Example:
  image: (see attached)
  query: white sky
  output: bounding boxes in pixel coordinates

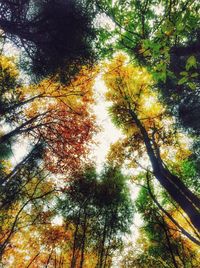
[91,74,123,170]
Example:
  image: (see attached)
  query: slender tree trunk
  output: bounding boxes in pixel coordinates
[26,252,40,268]
[161,218,179,268]
[146,174,200,245]
[46,249,53,267]
[0,94,43,116]
[129,108,200,232]
[0,19,38,43]
[80,211,87,268]
[1,144,38,186]
[54,251,57,268]
[103,239,111,268]
[0,112,45,144]
[71,211,81,268]
[58,254,62,268]
[99,218,107,268]
[175,244,186,268]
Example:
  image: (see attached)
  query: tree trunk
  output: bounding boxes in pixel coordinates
[26,252,40,268]
[80,211,87,268]
[0,113,44,144]
[45,249,53,267]
[103,238,111,268]
[129,108,200,232]
[0,109,53,147]
[71,211,81,268]
[98,218,107,268]
[0,94,43,116]
[161,218,179,268]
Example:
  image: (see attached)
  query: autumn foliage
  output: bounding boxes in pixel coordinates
[0,0,200,267]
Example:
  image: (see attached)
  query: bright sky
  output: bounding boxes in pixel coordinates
[91,74,123,170]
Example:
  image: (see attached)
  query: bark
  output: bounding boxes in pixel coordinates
[1,143,40,185]
[80,211,87,268]
[171,42,200,57]
[146,173,200,246]
[103,238,111,268]
[0,18,39,44]
[71,210,81,268]
[54,252,57,268]
[46,249,53,268]
[0,110,50,144]
[0,187,54,257]
[26,252,40,268]
[98,218,107,268]
[128,108,200,233]
[58,254,63,268]
[0,94,43,116]
[161,219,179,268]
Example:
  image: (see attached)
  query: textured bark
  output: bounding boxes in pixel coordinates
[129,108,200,233]
[80,211,87,268]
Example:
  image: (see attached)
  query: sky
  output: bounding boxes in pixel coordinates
[92,73,123,170]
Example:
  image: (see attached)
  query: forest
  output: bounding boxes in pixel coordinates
[0,0,199,267]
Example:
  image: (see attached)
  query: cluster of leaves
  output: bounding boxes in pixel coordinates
[0,48,101,264]
[57,166,133,268]
[0,167,133,268]
[0,55,98,174]
[0,2,134,265]
[1,0,200,267]
[102,54,200,260]
[95,0,200,264]
[96,0,200,134]
[0,0,99,82]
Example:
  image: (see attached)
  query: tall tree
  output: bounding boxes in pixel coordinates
[103,55,200,239]
[0,169,55,259]
[98,0,200,130]
[0,54,97,175]
[120,184,199,268]
[58,166,133,268]
[0,0,98,81]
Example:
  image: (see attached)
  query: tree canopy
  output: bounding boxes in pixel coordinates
[0,0,200,267]
[0,0,98,81]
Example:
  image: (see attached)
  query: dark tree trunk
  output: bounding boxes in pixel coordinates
[161,218,179,268]
[80,211,87,268]
[98,218,107,268]
[103,238,111,268]
[0,94,43,116]
[71,211,81,268]
[129,108,200,233]
[45,249,53,267]
[0,110,50,145]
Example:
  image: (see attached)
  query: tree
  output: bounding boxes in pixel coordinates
[58,166,133,268]
[0,54,98,175]
[0,143,44,211]
[0,53,98,254]
[95,0,200,138]
[0,169,55,259]
[103,54,200,240]
[0,0,98,81]
[120,184,199,268]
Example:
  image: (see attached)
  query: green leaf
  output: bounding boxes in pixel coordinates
[167,70,176,79]
[186,56,197,70]
[178,77,188,85]
[191,72,199,78]
[176,21,184,31]
[180,71,188,76]
[188,82,196,90]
